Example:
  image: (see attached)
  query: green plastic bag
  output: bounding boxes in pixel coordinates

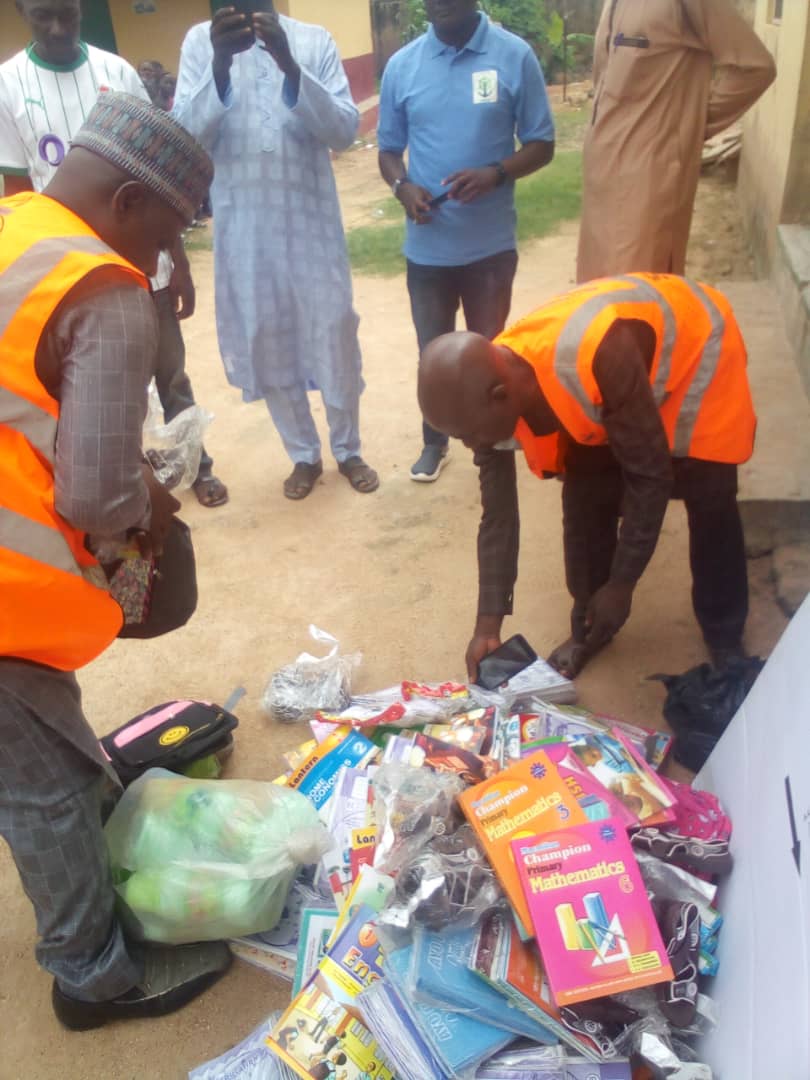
[105,769,329,944]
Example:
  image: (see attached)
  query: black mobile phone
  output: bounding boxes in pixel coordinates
[429,191,450,209]
[227,0,256,40]
[475,634,538,691]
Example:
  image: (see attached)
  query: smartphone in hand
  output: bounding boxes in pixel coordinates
[475,634,538,691]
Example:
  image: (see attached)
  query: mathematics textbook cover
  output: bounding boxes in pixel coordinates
[458,750,588,936]
[512,821,673,1005]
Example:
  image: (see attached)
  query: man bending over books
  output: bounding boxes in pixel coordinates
[417,274,755,680]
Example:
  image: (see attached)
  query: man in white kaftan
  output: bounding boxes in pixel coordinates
[174,3,378,499]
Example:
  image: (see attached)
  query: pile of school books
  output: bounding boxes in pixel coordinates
[193,668,731,1080]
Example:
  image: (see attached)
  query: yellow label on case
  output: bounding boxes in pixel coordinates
[159,724,190,747]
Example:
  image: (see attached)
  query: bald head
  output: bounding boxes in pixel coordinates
[418,331,522,449]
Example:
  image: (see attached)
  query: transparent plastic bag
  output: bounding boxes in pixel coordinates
[143,381,212,491]
[105,769,330,944]
[372,762,466,876]
[189,1012,297,1079]
[262,626,361,724]
[379,823,502,933]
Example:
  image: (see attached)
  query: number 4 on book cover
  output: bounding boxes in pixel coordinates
[512,820,674,1006]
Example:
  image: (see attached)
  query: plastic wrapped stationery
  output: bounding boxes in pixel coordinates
[189,655,736,1080]
[262,626,362,724]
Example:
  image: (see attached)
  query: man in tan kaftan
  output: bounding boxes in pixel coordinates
[577,0,775,283]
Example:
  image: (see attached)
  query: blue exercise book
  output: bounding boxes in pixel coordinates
[359,977,449,1080]
[385,944,514,1076]
[411,923,559,1043]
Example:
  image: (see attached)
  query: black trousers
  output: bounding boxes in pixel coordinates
[152,287,213,477]
[562,448,748,650]
[407,249,518,448]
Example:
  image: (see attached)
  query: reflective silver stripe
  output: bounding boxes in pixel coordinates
[0,505,81,577]
[554,275,678,421]
[0,234,114,342]
[672,280,726,457]
[614,275,678,407]
[0,384,57,464]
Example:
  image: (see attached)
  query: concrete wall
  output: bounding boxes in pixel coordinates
[0,0,375,103]
[289,0,372,61]
[0,4,30,60]
[0,1,373,67]
[289,0,375,101]
[738,1,810,273]
[110,0,209,71]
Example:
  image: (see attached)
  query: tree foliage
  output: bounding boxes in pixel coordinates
[401,1,593,79]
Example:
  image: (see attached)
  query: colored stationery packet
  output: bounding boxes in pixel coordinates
[458,750,589,935]
[288,730,377,813]
[382,731,494,785]
[319,766,375,905]
[512,820,674,1006]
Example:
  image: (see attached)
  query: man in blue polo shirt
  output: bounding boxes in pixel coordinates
[378,0,554,482]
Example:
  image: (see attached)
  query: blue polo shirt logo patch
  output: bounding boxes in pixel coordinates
[473,69,498,104]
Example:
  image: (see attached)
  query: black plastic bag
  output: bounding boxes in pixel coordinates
[649,656,765,771]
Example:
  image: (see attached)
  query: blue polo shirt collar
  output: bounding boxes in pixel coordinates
[426,13,491,58]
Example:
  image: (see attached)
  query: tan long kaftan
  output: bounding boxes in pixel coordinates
[577,0,775,283]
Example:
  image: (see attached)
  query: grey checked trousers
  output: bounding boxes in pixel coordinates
[0,661,141,1001]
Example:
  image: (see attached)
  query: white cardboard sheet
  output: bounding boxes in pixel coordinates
[697,596,810,1078]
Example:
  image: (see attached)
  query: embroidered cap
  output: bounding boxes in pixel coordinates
[71,91,213,225]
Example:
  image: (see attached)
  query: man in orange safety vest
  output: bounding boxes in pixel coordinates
[0,92,230,1029]
[418,273,754,681]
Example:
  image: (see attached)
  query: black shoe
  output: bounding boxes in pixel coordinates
[410,445,450,483]
[52,941,232,1031]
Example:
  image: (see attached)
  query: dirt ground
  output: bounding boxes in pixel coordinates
[0,146,798,1077]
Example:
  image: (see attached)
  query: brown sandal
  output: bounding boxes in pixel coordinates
[283,461,323,500]
[192,474,229,508]
[338,456,379,494]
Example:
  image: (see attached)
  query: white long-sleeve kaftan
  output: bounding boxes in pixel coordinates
[174,17,363,408]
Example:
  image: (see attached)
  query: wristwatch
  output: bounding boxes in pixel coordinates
[488,161,509,187]
[392,177,408,199]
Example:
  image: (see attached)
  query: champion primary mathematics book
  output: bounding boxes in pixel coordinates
[512,820,673,1006]
[458,749,589,936]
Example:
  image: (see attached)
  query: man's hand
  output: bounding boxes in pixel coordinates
[210,6,254,65]
[466,615,504,682]
[253,10,299,82]
[397,182,432,225]
[168,256,195,320]
[137,465,181,558]
[444,166,501,205]
[584,581,634,653]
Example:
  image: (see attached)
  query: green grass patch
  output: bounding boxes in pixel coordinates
[551,105,590,150]
[182,226,213,254]
[515,147,582,245]
[347,146,583,277]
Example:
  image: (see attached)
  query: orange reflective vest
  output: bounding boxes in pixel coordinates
[497,273,757,478]
[0,192,148,670]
